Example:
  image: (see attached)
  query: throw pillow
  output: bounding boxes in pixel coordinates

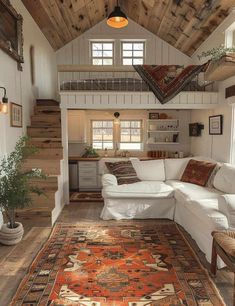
[181,159,217,186]
[105,161,141,185]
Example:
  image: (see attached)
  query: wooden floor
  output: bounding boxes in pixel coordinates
[0,202,233,306]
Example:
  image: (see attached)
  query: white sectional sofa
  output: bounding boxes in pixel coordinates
[101,157,235,265]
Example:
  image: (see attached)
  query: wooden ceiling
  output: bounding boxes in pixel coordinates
[22,0,234,56]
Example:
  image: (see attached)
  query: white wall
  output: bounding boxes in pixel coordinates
[0,1,57,226]
[56,18,192,69]
[0,0,56,158]
[190,10,235,162]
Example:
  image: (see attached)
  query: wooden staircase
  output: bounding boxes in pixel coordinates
[16,99,63,226]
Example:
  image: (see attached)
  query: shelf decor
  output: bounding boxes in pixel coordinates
[209,115,223,135]
[149,112,159,119]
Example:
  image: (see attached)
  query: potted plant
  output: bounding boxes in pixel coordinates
[0,136,45,245]
[198,45,235,62]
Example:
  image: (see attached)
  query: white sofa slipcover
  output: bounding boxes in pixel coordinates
[101,158,235,266]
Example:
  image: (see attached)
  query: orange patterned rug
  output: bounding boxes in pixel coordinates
[10,221,224,306]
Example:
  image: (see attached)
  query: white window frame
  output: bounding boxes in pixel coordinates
[119,120,143,150]
[121,41,145,65]
[90,41,114,66]
[91,120,114,150]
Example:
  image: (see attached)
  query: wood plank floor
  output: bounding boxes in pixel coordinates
[0,202,233,306]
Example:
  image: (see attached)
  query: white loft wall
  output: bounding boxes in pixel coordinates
[0,1,56,226]
[190,10,235,162]
[56,19,192,68]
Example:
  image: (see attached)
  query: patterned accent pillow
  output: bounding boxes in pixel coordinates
[181,159,217,187]
[105,161,141,185]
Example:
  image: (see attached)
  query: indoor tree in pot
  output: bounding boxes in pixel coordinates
[0,136,45,245]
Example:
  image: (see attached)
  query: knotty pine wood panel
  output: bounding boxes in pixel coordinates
[23,0,233,55]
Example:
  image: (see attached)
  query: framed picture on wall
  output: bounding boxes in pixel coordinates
[149,112,159,119]
[209,115,223,135]
[10,102,22,127]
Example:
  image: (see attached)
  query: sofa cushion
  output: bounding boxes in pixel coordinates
[181,159,217,186]
[185,199,228,231]
[166,180,222,202]
[218,194,235,228]
[164,158,190,180]
[213,163,235,194]
[131,159,165,181]
[105,161,140,185]
[102,181,174,199]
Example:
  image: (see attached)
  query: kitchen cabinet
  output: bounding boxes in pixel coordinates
[68,110,86,143]
[78,161,101,191]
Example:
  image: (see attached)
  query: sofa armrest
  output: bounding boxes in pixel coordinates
[102,174,118,187]
[218,194,235,228]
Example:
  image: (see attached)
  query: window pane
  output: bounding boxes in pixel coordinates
[103,50,113,57]
[93,43,102,50]
[121,121,130,128]
[133,50,143,57]
[123,43,133,50]
[93,142,102,149]
[103,58,113,65]
[123,58,133,65]
[103,121,113,128]
[123,50,133,57]
[103,142,113,149]
[131,121,141,128]
[120,143,141,150]
[93,121,102,128]
[133,58,143,65]
[134,43,144,50]
[93,58,102,65]
[103,43,113,50]
[92,50,103,57]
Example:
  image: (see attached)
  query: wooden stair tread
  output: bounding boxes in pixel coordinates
[36,99,59,106]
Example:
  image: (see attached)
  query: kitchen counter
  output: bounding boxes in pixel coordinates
[68,156,172,161]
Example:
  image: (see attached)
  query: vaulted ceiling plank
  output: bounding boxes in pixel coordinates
[22,0,64,49]
[40,0,74,44]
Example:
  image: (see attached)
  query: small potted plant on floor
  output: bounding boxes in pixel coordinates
[0,136,45,245]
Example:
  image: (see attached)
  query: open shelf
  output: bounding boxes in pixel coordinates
[147,130,180,133]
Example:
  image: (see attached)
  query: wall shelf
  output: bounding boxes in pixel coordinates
[147,130,180,133]
[205,54,235,81]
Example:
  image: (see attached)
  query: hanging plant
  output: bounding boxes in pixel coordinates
[198,45,235,62]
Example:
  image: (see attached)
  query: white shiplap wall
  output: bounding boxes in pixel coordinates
[56,19,192,71]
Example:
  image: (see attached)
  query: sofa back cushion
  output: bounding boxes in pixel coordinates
[164,158,190,180]
[181,159,217,186]
[131,159,165,181]
[105,161,140,185]
[213,163,235,193]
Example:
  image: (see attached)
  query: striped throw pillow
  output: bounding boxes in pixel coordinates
[105,161,141,185]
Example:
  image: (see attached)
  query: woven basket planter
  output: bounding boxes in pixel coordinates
[0,222,24,245]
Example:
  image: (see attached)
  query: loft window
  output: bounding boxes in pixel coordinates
[121,41,145,65]
[91,120,114,149]
[120,120,142,150]
[91,41,114,65]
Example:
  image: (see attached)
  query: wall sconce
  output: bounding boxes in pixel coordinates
[114,112,120,125]
[0,87,8,114]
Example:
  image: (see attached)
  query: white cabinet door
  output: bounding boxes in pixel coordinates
[68,110,86,143]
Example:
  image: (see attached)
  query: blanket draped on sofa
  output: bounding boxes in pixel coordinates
[133,63,208,104]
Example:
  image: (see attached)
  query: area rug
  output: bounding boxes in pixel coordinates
[70,192,103,202]
[10,221,225,306]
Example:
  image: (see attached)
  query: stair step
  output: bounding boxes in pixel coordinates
[34,106,61,115]
[29,176,58,191]
[28,147,63,159]
[28,138,62,148]
[31,114,61,127]
[16,208,52,226]
[22,159,61,175]
[30,191,56,210]
[27,126,61,138]
[36,99,59,106]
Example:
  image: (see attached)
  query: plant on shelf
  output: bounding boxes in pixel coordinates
[0,136,45,245]
[81,146,99,158]
[198,45,235,62]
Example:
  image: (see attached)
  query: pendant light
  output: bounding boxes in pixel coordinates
[107,0,128,29]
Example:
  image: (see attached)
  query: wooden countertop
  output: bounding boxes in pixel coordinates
[68,156,173,161]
